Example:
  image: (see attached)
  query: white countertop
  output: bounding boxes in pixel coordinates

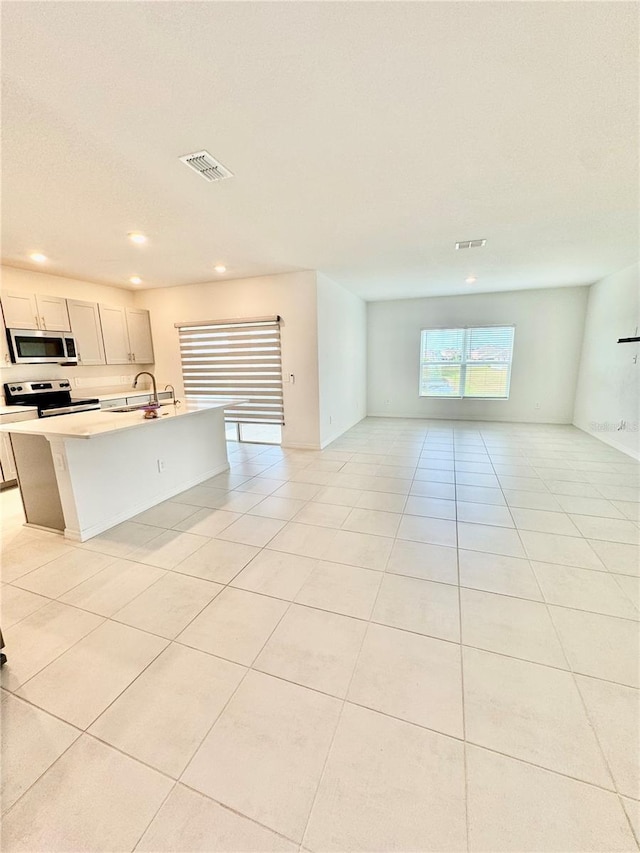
[0,405,38,417]
[0,400,235,439]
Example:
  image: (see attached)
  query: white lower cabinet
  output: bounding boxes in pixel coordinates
[0,409,39,485]
[0,432,17,482]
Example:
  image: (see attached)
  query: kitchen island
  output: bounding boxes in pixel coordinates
[2,401,234,542]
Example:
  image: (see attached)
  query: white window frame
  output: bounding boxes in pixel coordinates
[418,325,515,400]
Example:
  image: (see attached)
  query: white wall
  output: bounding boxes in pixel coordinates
[135,271,322,449]
[316,273,367,447]
[0,266,147,389]
[573,263,640,459]
[367,286,589,423]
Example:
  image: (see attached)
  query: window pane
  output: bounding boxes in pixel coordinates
[419,325,514,399]
[225,423,239,441]
[421,329,465,363]
[420,365,462,397]
[465,326,514,362]
[238,423,282,444]
[464,364,511,398]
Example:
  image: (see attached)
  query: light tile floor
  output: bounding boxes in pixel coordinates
[1,418,639,852]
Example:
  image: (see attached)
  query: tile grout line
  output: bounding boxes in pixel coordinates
[1,427,638,849]
[295,439,416,852]
[453,431,471,853]
[170,554,305,835]
[490,438,639,844]
[544,591,640,846]
[124,445,311,851]
[0,723,86,822]
[2,452,319,843]
[480,429,637,824]
[7,527,638,613]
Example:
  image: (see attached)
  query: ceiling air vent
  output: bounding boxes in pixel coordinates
[455,239,486,250]
[179,150,234,182]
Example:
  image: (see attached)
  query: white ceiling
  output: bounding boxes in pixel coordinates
[2,1,638,301]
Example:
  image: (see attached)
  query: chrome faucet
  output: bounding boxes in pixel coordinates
[164,383,180,407]
[133,371,158,405]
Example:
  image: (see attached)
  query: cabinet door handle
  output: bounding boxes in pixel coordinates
[131,352,135,361]
[35,315,40,328]
[41,317,46,329]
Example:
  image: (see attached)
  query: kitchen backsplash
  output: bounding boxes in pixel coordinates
[0,363,154,400]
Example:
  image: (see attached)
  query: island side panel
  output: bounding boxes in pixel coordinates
[56,407,229,541]
[11,433,65,532]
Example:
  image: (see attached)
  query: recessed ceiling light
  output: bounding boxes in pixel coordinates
[214,265,227,273]
[465,276,477,284]
[128,232,147,244]
[30,252,47,263]
[129,276,142,285]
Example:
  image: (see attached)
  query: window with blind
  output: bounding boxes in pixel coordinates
[176,316,284,424]
[419,326,515,399]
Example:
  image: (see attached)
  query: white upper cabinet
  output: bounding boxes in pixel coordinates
[99,304,131,364]
[2,289,155,368]
[68,299,106,365]
[126,308,154,364]
[1,291,70,331]
[37,294,71,331]
[98,304,154,365]
[0,309,10,366]
[1,291,39,329]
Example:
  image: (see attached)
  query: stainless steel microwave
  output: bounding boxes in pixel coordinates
[7,328,78,365]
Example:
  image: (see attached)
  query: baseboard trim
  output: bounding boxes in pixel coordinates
[65,462,231,542]
[573,423,640,461]
[320,416,366,449]
[281,441,322,451]
[366,412,572,425]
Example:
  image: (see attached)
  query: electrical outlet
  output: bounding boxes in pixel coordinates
[535,402,541,409]
[157,459,166,473]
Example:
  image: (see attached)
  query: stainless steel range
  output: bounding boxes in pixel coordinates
[3,380,100,418]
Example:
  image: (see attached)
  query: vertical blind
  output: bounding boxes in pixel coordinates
[419,325,515,399]
[176,316,284,424]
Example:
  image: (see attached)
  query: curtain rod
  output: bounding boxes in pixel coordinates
[175,315,281,329]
